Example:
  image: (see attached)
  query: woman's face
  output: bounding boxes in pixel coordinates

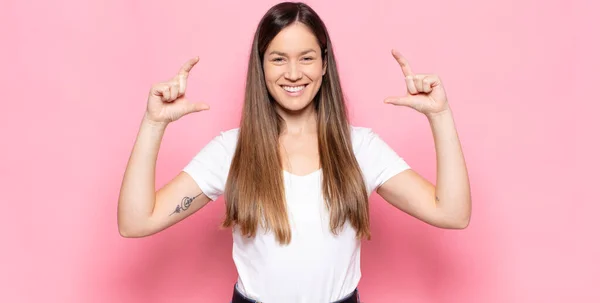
[263,22,326,113]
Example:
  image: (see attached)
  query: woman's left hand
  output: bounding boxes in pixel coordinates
[384,49,450,117]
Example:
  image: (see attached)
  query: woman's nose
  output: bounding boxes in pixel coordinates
[284,63,303,81]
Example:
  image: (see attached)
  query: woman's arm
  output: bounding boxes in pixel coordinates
[379,49,471,229]
[117,115,211,238]
[118,57,212,237]
[377,108,471,229]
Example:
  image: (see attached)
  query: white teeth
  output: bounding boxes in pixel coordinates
[282,85,306,92]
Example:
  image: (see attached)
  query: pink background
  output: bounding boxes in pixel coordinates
[2,0,598,302]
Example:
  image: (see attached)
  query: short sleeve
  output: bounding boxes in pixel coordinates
[182,129,238,201]
[353,127,411,195]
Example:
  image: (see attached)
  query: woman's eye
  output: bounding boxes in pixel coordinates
[272,57,284,62]
[302,57,314,61]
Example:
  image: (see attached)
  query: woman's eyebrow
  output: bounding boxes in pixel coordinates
[268,49,317,56]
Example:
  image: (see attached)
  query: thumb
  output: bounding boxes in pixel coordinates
[185,102,210,114]
[384,95,412,107]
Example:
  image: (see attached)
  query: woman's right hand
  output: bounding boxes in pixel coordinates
[145,57,210,125]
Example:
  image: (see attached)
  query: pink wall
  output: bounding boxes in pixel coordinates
[2,0,598,302]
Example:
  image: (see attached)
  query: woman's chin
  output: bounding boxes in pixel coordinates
[275,98,314,114]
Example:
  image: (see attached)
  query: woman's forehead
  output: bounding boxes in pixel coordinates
[266,23,321,54]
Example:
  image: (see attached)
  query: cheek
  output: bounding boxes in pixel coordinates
[263,69,282,99]
[263,67,274,82]
[305,63,325,81]
[264,67,283,86]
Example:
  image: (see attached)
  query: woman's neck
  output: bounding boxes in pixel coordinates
[277,104,318,135]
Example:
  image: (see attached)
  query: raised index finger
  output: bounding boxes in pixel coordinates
[391,49,414,78]
[178,56,199,78]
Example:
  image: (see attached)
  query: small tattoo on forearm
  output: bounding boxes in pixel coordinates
[436,196,440,202]
[169,193,204,216]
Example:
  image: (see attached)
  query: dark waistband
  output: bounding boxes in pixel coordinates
[231,284,359,303]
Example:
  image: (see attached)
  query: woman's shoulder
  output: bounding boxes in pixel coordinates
[349,125,377,146]
[213,127,240,147]
[349,125,373,136]
[218,127,240,139]
[199,128,239,156]
[349,124,396,156]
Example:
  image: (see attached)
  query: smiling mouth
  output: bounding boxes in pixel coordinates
[281,85,307,94]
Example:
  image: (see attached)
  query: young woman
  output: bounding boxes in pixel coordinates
[117,2,471,302]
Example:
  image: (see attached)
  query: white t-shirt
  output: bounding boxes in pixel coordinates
[183,126,410,303]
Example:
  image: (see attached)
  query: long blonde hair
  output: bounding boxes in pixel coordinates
[222,2,370,245]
